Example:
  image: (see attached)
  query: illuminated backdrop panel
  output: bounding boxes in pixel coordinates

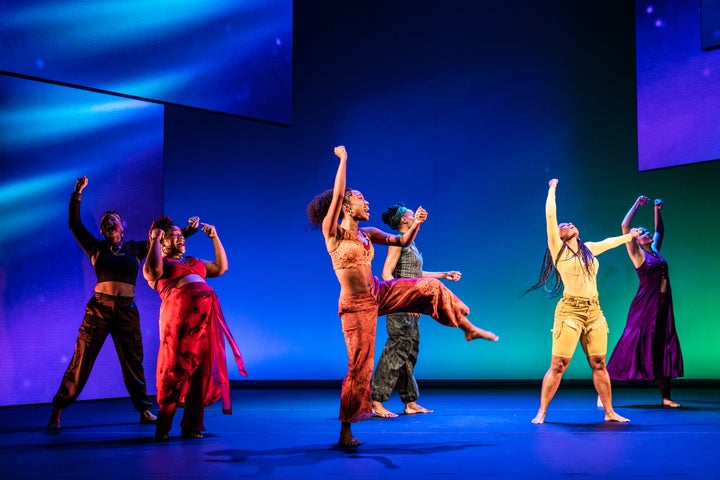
[636,0,720,170]
[0,75,164,407]
[0,0,292,124]
[163,1,720,386]
[1,1,718,410]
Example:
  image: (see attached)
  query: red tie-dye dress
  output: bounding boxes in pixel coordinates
[153,257,246,414]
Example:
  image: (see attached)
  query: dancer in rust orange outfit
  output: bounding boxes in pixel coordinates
[306,145,498,448]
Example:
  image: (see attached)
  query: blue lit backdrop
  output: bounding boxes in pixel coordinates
[163,1,720,388]
[1,1,719,409]
[0,75,164,406]
[636,0,720,170]
[1,0,292,123]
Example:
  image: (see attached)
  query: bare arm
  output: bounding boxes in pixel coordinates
[181,216,200,239]
[653,199,664,251]
[366,206,428,247]
[382,244,461,281]
[546,179,562,258]
[381,246,402,280]
[587,229,641,256]
[622,195,648,265]
[200,223,228,278]
[143,229,165,282]
[322,146,347,252]
[423,270,462,281]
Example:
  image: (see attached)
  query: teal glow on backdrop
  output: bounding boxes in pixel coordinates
[1,2,717,410]
[163,2,720,385]
[0,75,164,406]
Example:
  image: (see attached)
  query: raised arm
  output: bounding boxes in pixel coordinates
[653,199,664,251]
[321,146,348,250]
[134,216,198,258]
[68,176,99,254]
[546,179,562,258]
[143,228,165,282]
[200,223,228,278]
[365,206,427,247]
[621,195,649,263]
[181,216,200,239]
[621,195,649,234]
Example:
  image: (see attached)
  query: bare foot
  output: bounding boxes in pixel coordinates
[338,422,361,447]
[372,401,399,418]
[531,411,546,424]
[404,402,433,414]
[338,436,362,447]
[605,411,630,423]
[464,325,499,342]
[662,398,681,408]
[338,423,362,447]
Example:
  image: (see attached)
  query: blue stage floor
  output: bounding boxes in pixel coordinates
[1,385,719,479]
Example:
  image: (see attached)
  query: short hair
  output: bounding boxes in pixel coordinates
[100,210,122,225]
[150,215,175,233]
[381,203,407,231]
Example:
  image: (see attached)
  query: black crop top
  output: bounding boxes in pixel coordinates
[69,193,197,284]
[69,193,147,285]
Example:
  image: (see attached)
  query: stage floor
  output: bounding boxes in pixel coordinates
[1,385,718,479]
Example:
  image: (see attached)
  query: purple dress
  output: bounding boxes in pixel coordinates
[607,252,683,381]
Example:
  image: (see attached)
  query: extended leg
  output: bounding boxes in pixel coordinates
[376,278,498,342]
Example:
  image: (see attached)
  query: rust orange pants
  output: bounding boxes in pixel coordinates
[337,277,468,422]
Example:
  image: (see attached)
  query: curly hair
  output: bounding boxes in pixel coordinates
[524,239,595,299]
[150,215,175,233]
[381,203,406,231]
[306,188,353,230]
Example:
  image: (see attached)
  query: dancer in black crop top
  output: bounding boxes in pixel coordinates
[48,176,198,430]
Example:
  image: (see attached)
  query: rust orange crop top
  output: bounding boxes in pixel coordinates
[329,226,374,270]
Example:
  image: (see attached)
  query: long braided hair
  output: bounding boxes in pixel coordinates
[524,239,595,298]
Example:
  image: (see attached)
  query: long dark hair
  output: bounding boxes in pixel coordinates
[524,239,595,298]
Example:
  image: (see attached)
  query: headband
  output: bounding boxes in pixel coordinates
[390,206,408,230]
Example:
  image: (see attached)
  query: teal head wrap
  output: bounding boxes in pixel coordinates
[390,206,408,230]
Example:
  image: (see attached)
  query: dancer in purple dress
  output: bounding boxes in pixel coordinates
[606,196,684,407]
